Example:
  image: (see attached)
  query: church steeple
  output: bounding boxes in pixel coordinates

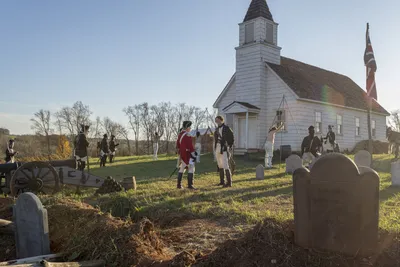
[243,0,274,22]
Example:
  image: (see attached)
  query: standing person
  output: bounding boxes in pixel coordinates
[176,121,198,190]
[214,116,234,187]
[195,131,202,163]
[264,122,284,169]
[74,125,90,170]
[301,126,322,168]
[323,125,336,153]
[153,132,160,160]
[109,135,119,163]
[5,139,18,164]
[176,128,183,169]
[100,134,109,167]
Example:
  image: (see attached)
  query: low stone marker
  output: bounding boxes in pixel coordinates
[285,154,302,173]
[256,164,264,180]
[13,192,50,259]
[354,150,372,167]
[293,153,379,255]
[391,161,400,186]
[121,176,137,191]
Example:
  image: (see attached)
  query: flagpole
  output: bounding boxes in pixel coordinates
[366,23,373,154]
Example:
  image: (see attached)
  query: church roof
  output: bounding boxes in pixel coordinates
[267,57,389,115]
[243,0,274,22]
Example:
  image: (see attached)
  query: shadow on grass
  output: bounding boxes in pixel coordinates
[379,185,400,203]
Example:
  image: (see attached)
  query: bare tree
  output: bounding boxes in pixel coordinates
[31,109,53,157]
[54,101,92,139]
[174,103,187,136]
[139,103,153,154]
[102,117,119,137]
[55,107,74,137]
[123,105,142,155]
[389,110,400,132]
[117,124,131,155]
[193,107,207,129]
[163,102,176,153]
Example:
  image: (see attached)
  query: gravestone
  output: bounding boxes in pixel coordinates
[256,164,264,180]
[122,176,137,191]
[391,161,400,186]
[13,193,50,258]
[354,150,372,168]
[293,153,379,255]
[285,154,303,174]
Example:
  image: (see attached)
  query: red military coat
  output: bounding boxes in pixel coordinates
[176,131,195,165]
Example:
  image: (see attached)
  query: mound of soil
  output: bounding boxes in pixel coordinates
[0,197,15,262]
[194,218,400,267]
[44,198,173,266]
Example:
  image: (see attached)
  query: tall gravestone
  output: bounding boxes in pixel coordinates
[285,154,303,174]
[354,150,372,168]
[13,192,50,258]
[391,161,400,186]
[293,153,379,255]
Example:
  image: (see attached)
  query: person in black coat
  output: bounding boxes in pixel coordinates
[100,134,109,167]
[109,135,119,163]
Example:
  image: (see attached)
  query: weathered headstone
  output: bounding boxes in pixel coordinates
[354,150,372,167]
[285,154,303,173]
[293,153,379,255]
[121,176,137,191]
[391,161,400,186]
[256,164,264,180]
[13,193,50,258]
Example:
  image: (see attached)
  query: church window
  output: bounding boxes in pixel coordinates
[336,114,343,135]
[265,23,274,44]
[355,117,360,136]
[371,120,376,137]
[276,109,286,130]
[315,112,322,133]
[245,22,255,44]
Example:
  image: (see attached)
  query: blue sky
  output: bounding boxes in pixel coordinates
[0,0,399,135]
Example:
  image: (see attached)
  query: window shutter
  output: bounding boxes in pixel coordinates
[266,23,273,43]
[245,23,255,44]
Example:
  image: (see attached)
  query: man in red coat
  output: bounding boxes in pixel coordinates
[176,121,198,190]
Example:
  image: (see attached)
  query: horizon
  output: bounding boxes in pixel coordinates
[1,0,399,136]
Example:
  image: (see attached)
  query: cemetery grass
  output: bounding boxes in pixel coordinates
[7,152,398,266]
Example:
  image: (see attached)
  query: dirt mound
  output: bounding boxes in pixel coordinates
[352,140,389,154]
[194,218,400,267]
[0,197,15,262]
[46,198,173,267]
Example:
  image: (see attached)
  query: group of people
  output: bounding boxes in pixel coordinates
[174,115,235,190]
[74,124,119,170]
[264,122,338,168]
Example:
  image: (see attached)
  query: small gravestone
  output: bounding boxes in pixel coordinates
[391,161,400,186]
[13,193,50,258]
[285,154,303,173]
[122,176,137,191]
[293,153,379,255]
[256,164,264,180]
[354,150,372,167]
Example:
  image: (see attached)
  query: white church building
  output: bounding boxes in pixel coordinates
[213,0,389,155]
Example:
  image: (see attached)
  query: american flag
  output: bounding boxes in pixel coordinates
[364,23,377,100]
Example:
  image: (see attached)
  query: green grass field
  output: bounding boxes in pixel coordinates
[62,152,400,234]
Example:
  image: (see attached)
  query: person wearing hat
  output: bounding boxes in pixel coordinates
[100,134,109,167]
[264,121,284,169]
[74,125,90,170]
[5,139,18,164]
[301,125,322,167]
[214,115,235,187]
[153,132,160,160]
[109,135,119,163]
[176,121,198,190]
[195,131,202,163]
[323,125,336,153]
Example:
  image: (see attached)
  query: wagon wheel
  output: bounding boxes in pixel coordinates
[10,161,60,197]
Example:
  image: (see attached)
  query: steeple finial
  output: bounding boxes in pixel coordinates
[243,0,274,22]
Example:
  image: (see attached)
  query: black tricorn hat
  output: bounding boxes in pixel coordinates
[308,125,315,130]
[104,133,108,138]
[182,121,192,129]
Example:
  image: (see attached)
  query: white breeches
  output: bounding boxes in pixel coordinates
[264,141,274,168]
[216,144,230,170]
[302,152,315,166]
[326,143,335,151]
[153,143,159,159]
[195,143,201,163]
[75,155,87,162]
[179,160,195,174]
[100,150,108,157]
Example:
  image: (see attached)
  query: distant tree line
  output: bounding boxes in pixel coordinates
[23,101,218,159]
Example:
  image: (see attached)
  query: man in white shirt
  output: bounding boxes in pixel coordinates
[264,122,284,169]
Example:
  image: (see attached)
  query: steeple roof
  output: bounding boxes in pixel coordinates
[243,0,274,22]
